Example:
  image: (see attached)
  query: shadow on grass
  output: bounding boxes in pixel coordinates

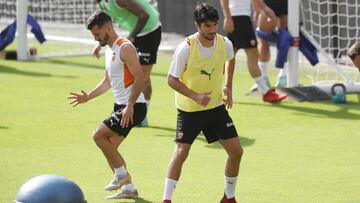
[151,72,167,78]
[150,124,255,149]
[145,125,174,132]
[0,125,9,130]
[38,58,104,70]
[203,136,255,149]
[155,133,255,149]
[234,100,360,120]
[0,64,77,78]
[38,59,169,79]
[114,197,152,203]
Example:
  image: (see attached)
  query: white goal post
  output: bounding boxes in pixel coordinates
[16,0,28,60]
[287,0,360,94]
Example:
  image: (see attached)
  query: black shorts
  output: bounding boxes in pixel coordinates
[103,103,147,137]
[227,16,257,49]
[264,0,288,17]
[133,26,162,65]
[175,105,238,144]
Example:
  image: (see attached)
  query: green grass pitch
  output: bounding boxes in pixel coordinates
[1,52,360,203]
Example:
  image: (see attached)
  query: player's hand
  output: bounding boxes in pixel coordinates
[120,103,134,128]
[223,17,234,34]
[92,44,102,59]
[223,86,233,109]
[194,92,211,106]
[67,90,88,107]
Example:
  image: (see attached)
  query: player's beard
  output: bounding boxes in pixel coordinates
[99,33,110,46]
[200,31,216,41]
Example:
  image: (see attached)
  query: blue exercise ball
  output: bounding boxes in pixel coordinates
[14,174,87,203]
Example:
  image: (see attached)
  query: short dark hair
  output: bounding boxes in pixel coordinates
[193,2,219,24]
[86,10,112,30]
[348,41,360,60]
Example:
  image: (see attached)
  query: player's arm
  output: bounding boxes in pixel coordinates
[219,0,234,33]
[168,75,211,107]
[116,0,149,41]
[68,70,111,107]
[224,37,235,109]
[167,41,211,106]
[119,44,145,127]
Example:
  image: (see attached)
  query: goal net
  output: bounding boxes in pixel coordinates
[298,0,360,93]
[0,0,102,59]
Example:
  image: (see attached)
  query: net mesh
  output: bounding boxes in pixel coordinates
[299,0,360,86]
[0,0,99,58]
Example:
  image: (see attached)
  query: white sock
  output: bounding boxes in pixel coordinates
[278,63,287,77]
[254,76,270,95]
[258,61,268,77]
[146,100,150,108]
[114,166,127,179]
[123,183,136,192]
[163,178,177,200]
[224,176,238,199]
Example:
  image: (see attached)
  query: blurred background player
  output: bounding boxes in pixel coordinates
[256,0,288,88]
[220,0,287,102]
[95,0,162,127]
[68,11,146,199]
[347,41,360,72]
[162,3,243,203]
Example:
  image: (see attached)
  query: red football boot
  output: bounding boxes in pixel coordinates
[220,193,237,203]
[263,89,288,102]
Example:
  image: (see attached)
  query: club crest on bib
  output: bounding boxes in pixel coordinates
[176,131,184,140]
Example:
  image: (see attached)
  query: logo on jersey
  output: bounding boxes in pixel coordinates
[112,52,116,61]
[200,68,214,80]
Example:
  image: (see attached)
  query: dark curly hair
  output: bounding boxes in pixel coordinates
[193,2,219,25]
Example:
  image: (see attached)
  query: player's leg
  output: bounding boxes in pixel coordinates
[98,103,146,199]
[246,47,287,102]
[106,135,126,173]
[106,103,147,199]
[166,143,192,180]
[257,12,277,80]
[163,143,191,203]
[201,106,241,203]
[162,109,202,202]
[245,47,270,93]
[219,137,243,203]
[162,143,192,202]
[134,26,162,127]
[275,14,289,87]
[104,135,139,199]
[234,15,271,94]
[92,123,132,191]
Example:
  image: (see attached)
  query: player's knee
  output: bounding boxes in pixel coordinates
[92,128,104,144]
[173,145,190,162]
[229,146,243,163]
